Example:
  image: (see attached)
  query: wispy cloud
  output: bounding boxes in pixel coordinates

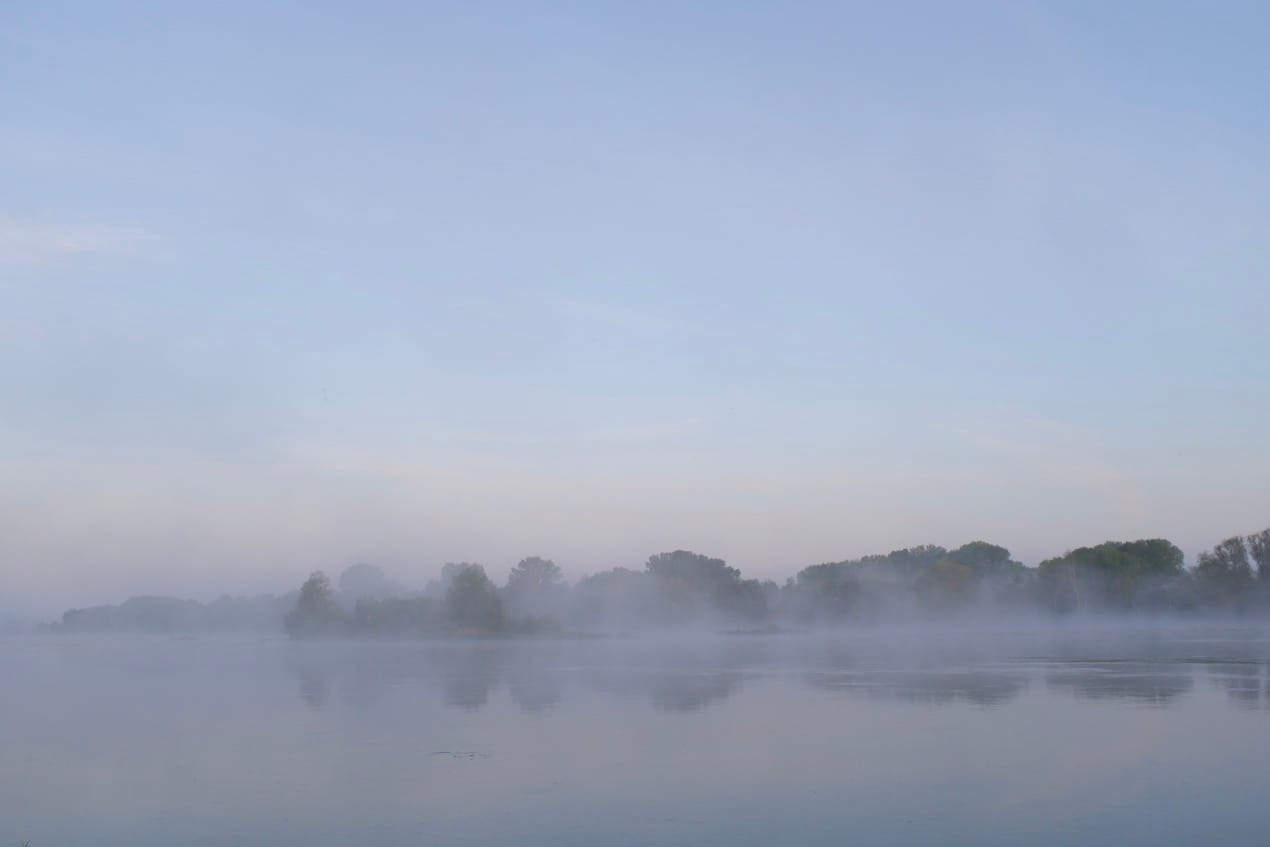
[0,218,155,264]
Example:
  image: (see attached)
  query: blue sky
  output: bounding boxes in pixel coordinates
[3,1,1268,608]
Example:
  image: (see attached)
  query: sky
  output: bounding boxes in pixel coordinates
[2,1,1268,613]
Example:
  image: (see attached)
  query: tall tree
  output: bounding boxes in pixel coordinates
[506,557,563,595]
[1247,529,1270,581]
[1197,536,1253,584]
[504,556,566,622]
[285,572,344,637]
[445,565,505,632]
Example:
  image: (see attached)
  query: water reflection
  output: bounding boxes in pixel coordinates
[506,664,564,712]
[1045,662,1193,706]
[804,668,1029,706]
[284,641,754,715]
[648,671,744,712]
[1207,662,1270,711]
[9,628,1270,847]
[283,628,1270,715]
[296,665,332,711]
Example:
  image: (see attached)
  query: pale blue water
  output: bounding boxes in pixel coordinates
[4,626,1269,846]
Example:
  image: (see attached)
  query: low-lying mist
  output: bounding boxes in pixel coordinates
[29,526,1270,638]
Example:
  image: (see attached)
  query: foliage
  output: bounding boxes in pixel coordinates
[338,563,406,601]
[1249,529,1270,581]
[445,564,505,632]
[504,557,567,621]
[285,571,346,637]
[352,596,439,636]
[53,524,1270,639]
[1037,539,1185,612]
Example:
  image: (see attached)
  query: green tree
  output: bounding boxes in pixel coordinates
[915,559,976,610]
[1038,539,1184,611]
[948,542,1015,576]
[645,550,749,622]
[1197,537,1253,608]
[285,571,345,637]
[1246,529,1270,581]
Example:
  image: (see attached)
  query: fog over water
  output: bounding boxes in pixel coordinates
[5,1,1269,843]
[5,626,1270,846]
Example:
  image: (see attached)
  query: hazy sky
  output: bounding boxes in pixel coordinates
[3,1,1268,611]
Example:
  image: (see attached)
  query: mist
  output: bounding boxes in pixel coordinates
[6,0,1270,843]
[25,525,1270,640]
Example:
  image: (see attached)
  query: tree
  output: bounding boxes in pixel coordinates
[353,596,439,636]
[1247,529,1270,581]
[285,571,345,637]
[571,567,655,632]
[445,564,505,632]
[1037,539,1185,612]
[504,556,566,622]
[948,542,1016,576]
[337,563,405,601]
[645,550,746,623]
[915,559,975,610]
[1197,536,1254,603]
[788,561,865,622]
[506,556,563,595]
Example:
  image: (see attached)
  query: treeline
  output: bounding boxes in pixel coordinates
[284,527,1270,637]
[46,593,294,634]
[45,526,1270,637]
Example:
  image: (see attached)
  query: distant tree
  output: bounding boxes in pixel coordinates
[879,545,950,578]
[353,596,439,636]
[1197,537,1254,609]
[948,542,1017,576]
[645,550,749,623]
[58,605,118,632]
[285,571,345,637]
[717,578,778,623]
[571,567,655,632]
[1247,529,1270,581]
[337,563,405,601]
[506,556,563,595]
[914,559,976,610]
[787,546,952,623]
[115,596,206,632]
[1038,539,1185,612]
[445,564,505,632]
[1198,537,1252,581]
[504,556,567,623]
[422,561,484,599]
[787,561,864,622]
[646,550,740,585]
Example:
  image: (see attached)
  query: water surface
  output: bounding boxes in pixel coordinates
[4,625,1269,845]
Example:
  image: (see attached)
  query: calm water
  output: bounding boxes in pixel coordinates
[4,625,1270,846]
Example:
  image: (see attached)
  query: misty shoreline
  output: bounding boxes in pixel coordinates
[23,527,1270,639]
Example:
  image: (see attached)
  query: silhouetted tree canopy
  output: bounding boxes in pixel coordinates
[1038,539,1186,612]
[285,571,345,637]
[49,524,1270,638]
[445,564,504,632]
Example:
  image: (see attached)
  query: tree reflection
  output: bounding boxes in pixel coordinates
[648,671,744,712]
[506,665,564,712]
[1207,662,1270,711]
[295,665,331,711]
[283,635,1264,716]
[1046,662,1193,706]
[804,668,1029,706]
